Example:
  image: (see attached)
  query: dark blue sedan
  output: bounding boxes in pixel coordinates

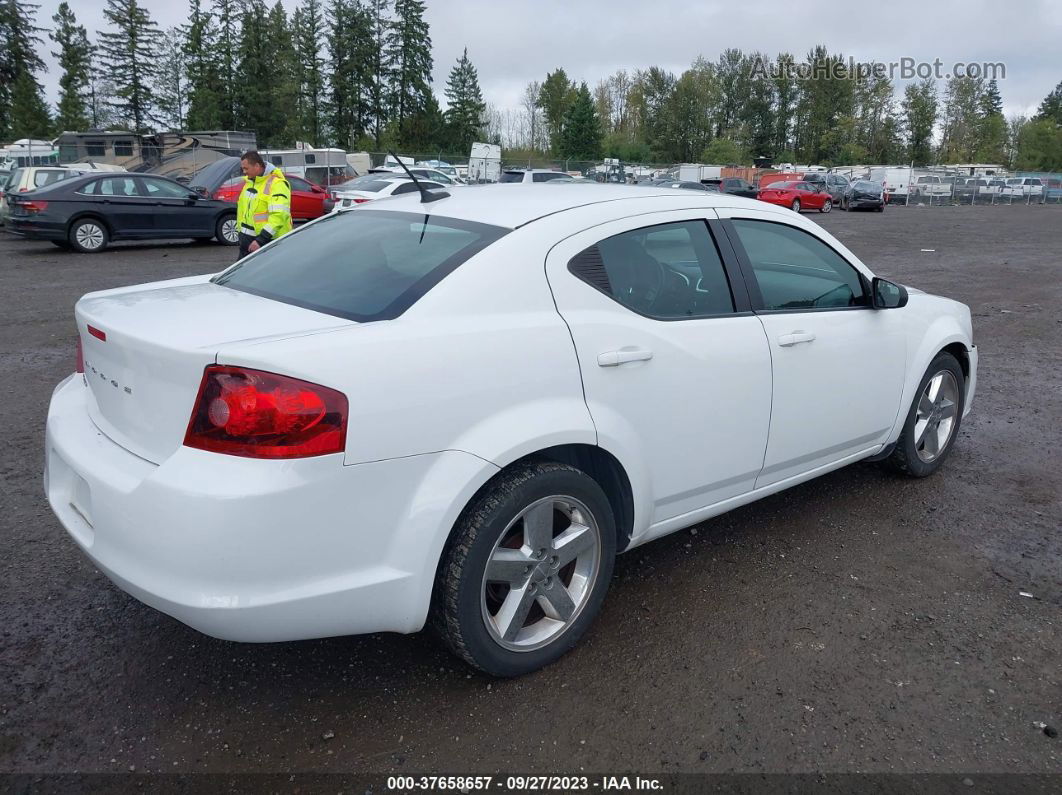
[7,172,239,253]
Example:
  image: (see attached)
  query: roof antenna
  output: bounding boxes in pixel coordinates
[388,150,449,203]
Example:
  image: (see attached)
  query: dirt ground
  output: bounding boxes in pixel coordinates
[0,204,1059,782]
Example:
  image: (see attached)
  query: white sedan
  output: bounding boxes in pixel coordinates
[331,174,445,209]
[45,185,977,676]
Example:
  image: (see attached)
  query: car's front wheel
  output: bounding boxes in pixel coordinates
[69,218,109,253]
[884,352,965,477]
[432,460,616,677]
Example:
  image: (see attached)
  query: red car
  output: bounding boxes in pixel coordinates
[757,180,834,213]
[213,173,334,220]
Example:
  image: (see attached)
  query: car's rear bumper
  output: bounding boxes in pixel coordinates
[9,217,66,240]
[44,374,493,642]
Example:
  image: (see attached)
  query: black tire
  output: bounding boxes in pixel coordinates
[68,217,109,253]
[431,460,617,677]
[820,198,832,213]
[876,203,885,212]
[215,214,238,246]
[883,352,965,478]
[791,199,801,213]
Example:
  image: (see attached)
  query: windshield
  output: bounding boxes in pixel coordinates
[213,210,509,322]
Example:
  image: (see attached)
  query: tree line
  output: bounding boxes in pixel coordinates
[2,0,1061,171]
[0,0,485,153]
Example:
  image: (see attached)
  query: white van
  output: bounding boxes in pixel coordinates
[868,166,913,203]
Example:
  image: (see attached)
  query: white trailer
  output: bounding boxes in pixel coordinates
[677,164,723,182]
[468,142,501,183]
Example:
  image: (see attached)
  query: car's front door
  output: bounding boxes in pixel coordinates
[717,208,907,486]
[138,177,213,236]
[545,212,773,528]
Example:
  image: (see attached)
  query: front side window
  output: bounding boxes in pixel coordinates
[568,220,735,319]
[731,219,867,311]
[213,210,508,322]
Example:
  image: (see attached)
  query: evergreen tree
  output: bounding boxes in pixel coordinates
[293,0,326,144]
[386,0,432,131]
[212,0,240,128]
[87,65,118,129]
[1,0,52,138]
[903,78,937,166]
[153,27,188,130]
[739,53,775,158]
[366,0,390,146]
[1036,80,1062,125]
[235,0,278,140]
[939,76,984,162]
[326,0,373,148]
[268,1,299,147]
[399,91,445,151]
[657,61,714,162]
[49,2,92,133]
[975,78,1007,163]
[184,0,223,130]
[444,48,485,152]
[772,53,798,155]
[538,69,576,152]
[793,46,855,163]
[636,67,676,159]
[558,82,603,161]
[714,48,747,137]
[98,0,162,133]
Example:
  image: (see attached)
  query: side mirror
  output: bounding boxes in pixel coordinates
[872,277,908,309]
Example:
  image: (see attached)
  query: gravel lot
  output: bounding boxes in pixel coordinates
[0,205,1059,780]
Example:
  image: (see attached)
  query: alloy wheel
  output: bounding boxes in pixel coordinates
[914,370,960,463]
[75,223,104,250]
[792,199,801,212]
[221,218,238,244]
[480,495,602,652]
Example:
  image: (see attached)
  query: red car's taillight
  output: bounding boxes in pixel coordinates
[183,365,348,459]
[76,336,84,374]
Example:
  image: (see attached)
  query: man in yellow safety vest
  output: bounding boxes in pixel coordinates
[235,150,292,259]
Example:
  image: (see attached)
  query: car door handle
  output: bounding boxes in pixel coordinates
[778,331,816,347]
[598,348,653,367]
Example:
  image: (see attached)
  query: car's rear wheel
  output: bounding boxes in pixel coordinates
[791,199,801,212]
[432,460,616,677]
[215,214,238,245]
[820,198,832,213]
[876,203,885,212]
[884,352,964,477]
[69,218,108,253]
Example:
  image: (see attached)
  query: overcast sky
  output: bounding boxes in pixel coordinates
[33,0,1062,120]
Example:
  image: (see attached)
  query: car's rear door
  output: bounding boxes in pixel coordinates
[545,210,773,526]
[285,175,317,219]
[89,176,154,236]
[716,208,907,487]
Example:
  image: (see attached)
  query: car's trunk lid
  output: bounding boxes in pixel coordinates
[75,278,354,464]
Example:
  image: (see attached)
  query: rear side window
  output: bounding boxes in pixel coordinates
[532,172,566,182]
[214,210,508,322]
[90,177,142,196]
[34,170,70,188]
[499,172,524,183]
[731,219,867,311]
[568,220,735,319]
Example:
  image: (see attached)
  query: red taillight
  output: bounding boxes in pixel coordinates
[23,200,48,213]
[76,336,84,373]
[184,366,348,459]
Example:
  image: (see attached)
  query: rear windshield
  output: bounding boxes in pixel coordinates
[213,210,509,322]
[499,171,525,183]
[341,176,393,192]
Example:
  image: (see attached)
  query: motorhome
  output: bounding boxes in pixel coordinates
[55,130,255,180]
